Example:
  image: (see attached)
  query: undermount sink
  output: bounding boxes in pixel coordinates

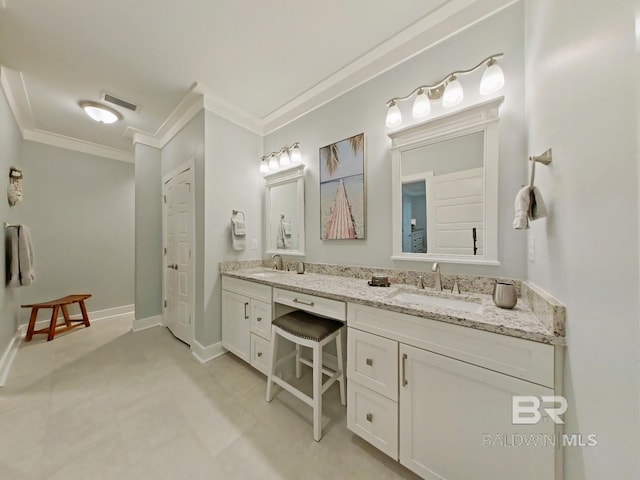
[388,289,483,315]
[249,271,287,279]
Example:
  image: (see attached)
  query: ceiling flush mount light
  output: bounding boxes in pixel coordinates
[79,101,122,124]
[260,142,302,174]
[384,53,504,128]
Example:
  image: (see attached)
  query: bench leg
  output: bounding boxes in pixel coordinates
[47,306,60,341]
[61,305,72,326]
[26,308,39,341]
[78,300,91,327]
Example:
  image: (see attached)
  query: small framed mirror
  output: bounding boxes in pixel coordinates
[265,164,305,256]
[389,97,503,265]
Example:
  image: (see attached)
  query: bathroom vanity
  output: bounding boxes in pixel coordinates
[221,266,565,480]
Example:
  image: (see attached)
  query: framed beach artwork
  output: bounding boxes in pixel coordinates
[319,133,366,240]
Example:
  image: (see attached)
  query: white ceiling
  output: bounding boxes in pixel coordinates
[0,0,514,160]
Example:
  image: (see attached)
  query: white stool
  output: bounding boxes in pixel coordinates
[265,310,346,441]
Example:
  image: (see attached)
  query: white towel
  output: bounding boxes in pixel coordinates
[231,214,246,251]
[282,221,292,237]
[18,225,35,286]
[513,186,530,229]
[529,186,548,221]
[8,227,20,287]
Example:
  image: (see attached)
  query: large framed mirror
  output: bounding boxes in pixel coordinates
[388,97,503,265]
[265,164,305,256]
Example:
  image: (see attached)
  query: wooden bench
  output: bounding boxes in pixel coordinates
[22,294,92,341]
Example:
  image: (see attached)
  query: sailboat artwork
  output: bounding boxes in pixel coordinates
[320,133,366,240]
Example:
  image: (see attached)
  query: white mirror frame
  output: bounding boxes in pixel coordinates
[264,164,306,257]
[388,96,503,265]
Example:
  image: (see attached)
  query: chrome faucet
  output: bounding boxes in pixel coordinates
[432,262,442,291]
[272,254,283,271]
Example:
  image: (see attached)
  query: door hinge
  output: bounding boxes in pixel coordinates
[164,300,167,308]
[163,195,166,203]
[189,249,191,258]
[164,247,167,255]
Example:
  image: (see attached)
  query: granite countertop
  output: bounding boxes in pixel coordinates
[222,268,565,345]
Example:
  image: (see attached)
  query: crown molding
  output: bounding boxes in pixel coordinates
[23,128,134,162]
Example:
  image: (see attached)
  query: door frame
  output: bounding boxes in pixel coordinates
[162,158,196,344]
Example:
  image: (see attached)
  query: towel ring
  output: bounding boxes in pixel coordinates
[232,209,246,221]
[529,149,552,187]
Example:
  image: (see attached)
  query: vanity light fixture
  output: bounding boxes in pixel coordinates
[385,53,504,127]
[79,100,122,124]
[260,142,302,174]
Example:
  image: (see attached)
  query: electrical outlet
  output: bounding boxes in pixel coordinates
[251,238,258,250]
[528,234,535,263]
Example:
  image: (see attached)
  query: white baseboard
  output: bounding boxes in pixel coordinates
[0,329,23,387]
[24,304,135,332]
[191,340,226,364]
[131,315,163,332]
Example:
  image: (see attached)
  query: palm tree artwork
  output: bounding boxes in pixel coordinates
[319,133,365,240]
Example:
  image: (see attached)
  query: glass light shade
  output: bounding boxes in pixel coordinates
[386,102,402,127]
[268,154,279,171]
[479,60,505,95]
[443,77,464,108]
[290,144,302,163]
[81,102,120,124]
[280,150,290,167]
[412,90,431,118]
[259,159,269,173]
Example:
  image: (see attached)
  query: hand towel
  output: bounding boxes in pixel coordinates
[231,214,246,251]
[529,186,548,221]
[282,221,292,237]
[8,227,20,287]
[18,225,35,286]
[513,186,530,230]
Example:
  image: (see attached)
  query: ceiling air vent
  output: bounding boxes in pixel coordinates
[101,92,140,112]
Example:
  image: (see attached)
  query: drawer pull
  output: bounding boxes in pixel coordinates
[293,298,315,307]
[402,353,408,387]
[257,316,262,322]
[257,352,262,358]
[365,358,373,366]
[366,413,373,422]
[244,302,249,319]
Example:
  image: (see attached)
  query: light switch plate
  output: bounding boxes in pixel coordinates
[251,238,258,250]
[528,234,535,263]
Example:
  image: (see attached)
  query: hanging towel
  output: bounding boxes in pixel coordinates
[513,186,530,230]
[231,213,246,251]
[8,226,20,287]
[529,186,548,221]
[282,221,292,237]
[18,225,35,286]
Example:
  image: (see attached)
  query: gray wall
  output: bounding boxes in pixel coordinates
[525,0,639,477]
[203,110,263,346]
[135,143,162,320]
[19,141,134,321]
[0,85,22,354]
[263,3,527,278]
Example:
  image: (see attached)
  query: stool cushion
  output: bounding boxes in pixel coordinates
[272,311,343,342]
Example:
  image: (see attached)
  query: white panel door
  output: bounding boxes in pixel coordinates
[399,344,555,480]
[164,166,194,346]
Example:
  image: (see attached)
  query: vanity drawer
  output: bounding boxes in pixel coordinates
[348,328,398,401]
[250,300,272,340]
[347,380,398,460]
[273,288,346,321]
[347,303,554,388]
[250,333,271,376]
[222,276,272,303]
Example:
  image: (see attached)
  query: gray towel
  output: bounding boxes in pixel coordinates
[8,227,20,287]
[18,225,35,286]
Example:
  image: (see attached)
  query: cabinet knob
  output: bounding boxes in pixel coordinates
[257,317,262,322]
[257,352,262,358]
[365,358,373,366]
[366,413,373,422]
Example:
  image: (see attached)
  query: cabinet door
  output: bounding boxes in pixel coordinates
[221,290,251,363]
[399,344,555,480]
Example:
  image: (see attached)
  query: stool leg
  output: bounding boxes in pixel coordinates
[336,329,346,406]
[312,342,323,442]
[295,344,302,379]
[26,308,39,341]
[78,300,91,327]
[47,306,60,341]
[61,305,72,327]
[266,327,279,402]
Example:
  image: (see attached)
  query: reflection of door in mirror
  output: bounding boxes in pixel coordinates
[269,182,299,251]
[401,131,484,255]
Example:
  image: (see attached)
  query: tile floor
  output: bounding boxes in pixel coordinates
[0,315,419,479]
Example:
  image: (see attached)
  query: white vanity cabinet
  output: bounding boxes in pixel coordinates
[347,303,560,480]
[221,277,272,369]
